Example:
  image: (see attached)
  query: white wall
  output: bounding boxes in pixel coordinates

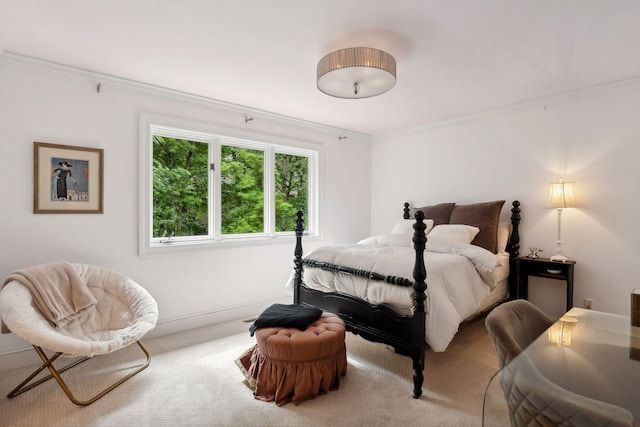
[0,54,372,367]
[371,81,640,318]
[3,52,640,370]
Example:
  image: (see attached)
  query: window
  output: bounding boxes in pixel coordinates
[152,135,210,239]
[140,118,318,254]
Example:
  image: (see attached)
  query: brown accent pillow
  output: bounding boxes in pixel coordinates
[449,201,505,253]
[413,203,456,226]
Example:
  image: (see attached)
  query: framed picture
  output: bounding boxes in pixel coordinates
[34,142,104,214]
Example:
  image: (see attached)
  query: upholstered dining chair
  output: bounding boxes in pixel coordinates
[0,262,158,406]
[485,300,634,426]
[485,299,554,368]
[499,353,634,426]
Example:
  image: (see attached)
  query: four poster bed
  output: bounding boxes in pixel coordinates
[290,200,521,398]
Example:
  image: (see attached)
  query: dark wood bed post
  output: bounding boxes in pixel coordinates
[403,202,411,220]
[293,210,304,304]
[410,210,428,398]
[507,200,521,300]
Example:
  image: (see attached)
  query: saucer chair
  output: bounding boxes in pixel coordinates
[0,263,158,406]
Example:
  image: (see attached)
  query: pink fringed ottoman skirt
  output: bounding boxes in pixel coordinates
[237,312,347,406]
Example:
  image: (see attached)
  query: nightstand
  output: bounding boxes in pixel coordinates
[516,256,576,311]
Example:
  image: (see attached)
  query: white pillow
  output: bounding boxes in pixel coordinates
[428,224,480,245]
[390,218,434,236]
[497,222,511,254]
[357,234,412,247]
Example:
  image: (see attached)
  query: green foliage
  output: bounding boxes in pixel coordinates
[220,146,264,234]
[275,153,308,231]
[152,136,208,237]
[153,136,309,237]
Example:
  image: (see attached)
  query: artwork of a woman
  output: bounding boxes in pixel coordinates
[52,161,77,200]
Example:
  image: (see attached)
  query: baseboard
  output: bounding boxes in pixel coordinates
[0,297,289,372]
[146,297,289,339]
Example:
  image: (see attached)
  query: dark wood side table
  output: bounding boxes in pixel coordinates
[516,256,576,311]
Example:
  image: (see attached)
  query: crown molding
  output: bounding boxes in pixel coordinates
[375,75,640,140]
[0,51,369,139]
[7,50,639,141]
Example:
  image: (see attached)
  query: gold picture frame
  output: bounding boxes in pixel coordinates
[34,142,104,214]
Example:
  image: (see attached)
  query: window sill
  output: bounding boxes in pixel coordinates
[140,233,318,256]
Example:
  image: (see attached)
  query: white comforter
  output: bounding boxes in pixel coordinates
[287,236,502,352]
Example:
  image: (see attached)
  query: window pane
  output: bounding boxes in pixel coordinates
[152,136,209,238]
[275,153,308,232]
[221,145,264,234]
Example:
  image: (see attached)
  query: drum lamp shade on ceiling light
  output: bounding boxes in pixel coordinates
[317,47,396,99]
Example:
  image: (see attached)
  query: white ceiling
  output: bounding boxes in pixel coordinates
[2,1,640,135]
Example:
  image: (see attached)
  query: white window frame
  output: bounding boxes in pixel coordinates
[139,114,319,255]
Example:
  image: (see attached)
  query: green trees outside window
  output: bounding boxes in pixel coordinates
[152,136,208,238]
[275,153,308,232]
[152,133,311,241]
[220,145,265,234]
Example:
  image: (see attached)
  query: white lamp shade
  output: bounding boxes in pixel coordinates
[547,181,578,209]
[317,47,396,99]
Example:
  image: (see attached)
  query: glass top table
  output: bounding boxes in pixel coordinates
[483,307,640,426]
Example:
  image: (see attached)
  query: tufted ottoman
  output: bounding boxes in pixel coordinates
[237,311,347,406]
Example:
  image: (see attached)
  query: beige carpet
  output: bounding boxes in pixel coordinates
[0,315,499,426]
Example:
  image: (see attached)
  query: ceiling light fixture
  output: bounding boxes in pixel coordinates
[317,47,396,99]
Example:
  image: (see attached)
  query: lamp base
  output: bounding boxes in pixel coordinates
[550,254,568,262]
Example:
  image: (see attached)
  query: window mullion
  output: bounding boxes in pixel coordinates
[265,147,275,236]
[211,138,221,240]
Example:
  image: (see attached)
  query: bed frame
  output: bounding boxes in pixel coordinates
[292,200,521,398]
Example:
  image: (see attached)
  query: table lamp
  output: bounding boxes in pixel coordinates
[546,179,578,262]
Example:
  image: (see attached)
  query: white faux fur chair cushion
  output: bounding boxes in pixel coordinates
[0,263,158,357]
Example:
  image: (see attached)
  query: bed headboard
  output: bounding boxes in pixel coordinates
[403,200,520,257]
[404,200,521,298]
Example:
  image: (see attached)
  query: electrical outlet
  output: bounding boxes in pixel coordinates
[584,298,594,310]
